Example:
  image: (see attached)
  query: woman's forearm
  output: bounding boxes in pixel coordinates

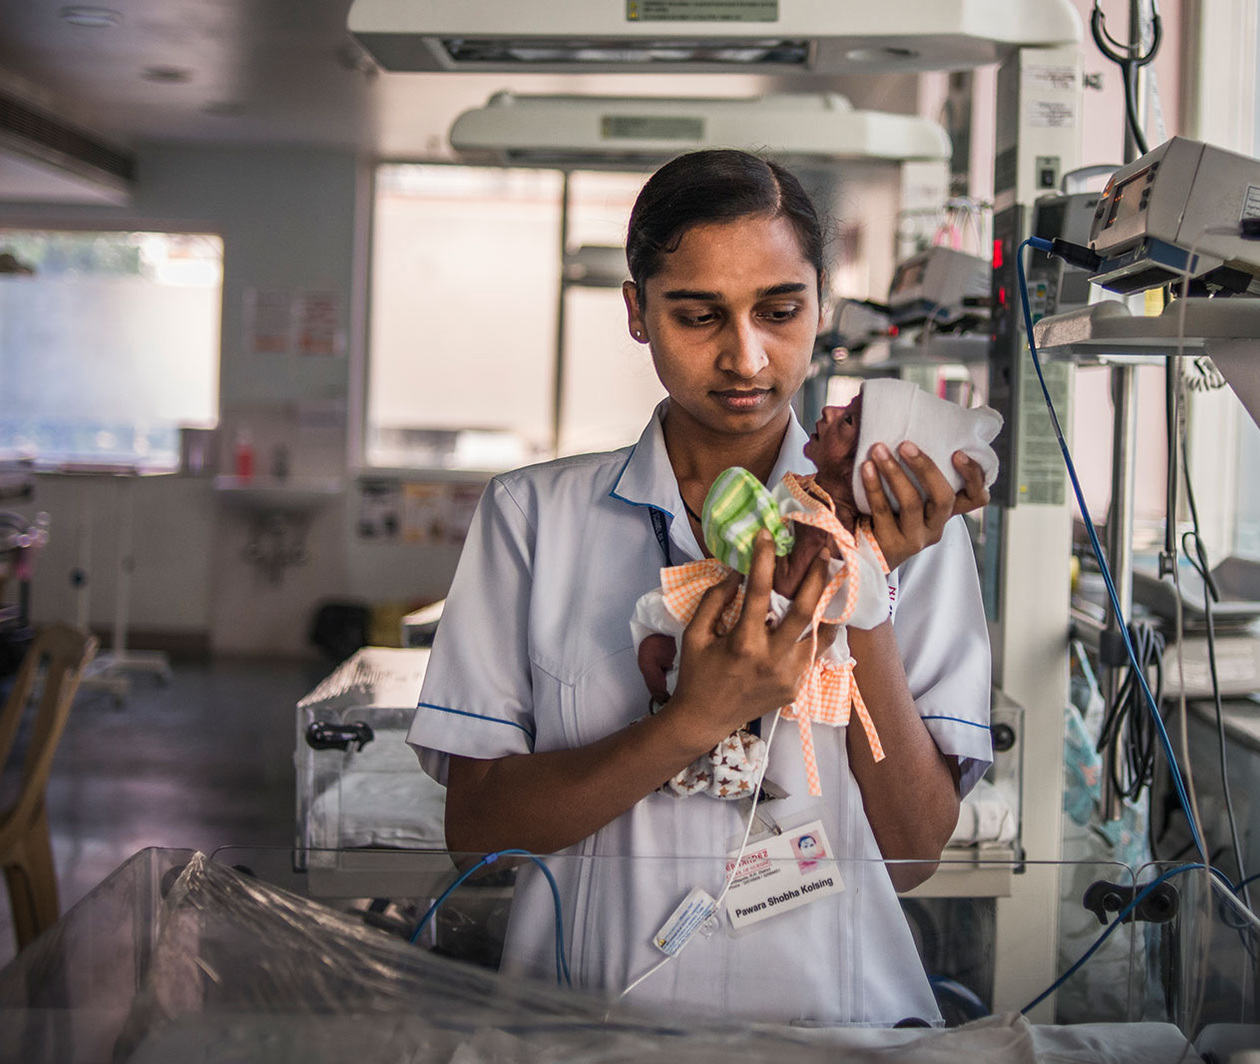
[846,621,961,891]
[444,697,729,856]
[447,544,845,857]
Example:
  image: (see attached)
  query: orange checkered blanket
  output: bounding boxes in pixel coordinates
[659,473,888,797]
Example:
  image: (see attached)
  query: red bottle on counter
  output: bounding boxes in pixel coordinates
[234,430,255,481]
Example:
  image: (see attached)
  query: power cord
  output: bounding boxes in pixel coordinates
[1095,620,1166,801]
[410,848,572,987]
[1016,232,1260,1021]
[1020,860,1258,1014]
[616,709,784,1001]
[1159,218,1260,922]
[1016,234,1206,862]
[1179,436,1250,907]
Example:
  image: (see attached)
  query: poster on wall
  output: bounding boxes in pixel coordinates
[401,482,485,545]
[242,288,346,357]
[358,479,402,540]
[243,288,294,355]
[402,483,444,543]
[295,291,345,357]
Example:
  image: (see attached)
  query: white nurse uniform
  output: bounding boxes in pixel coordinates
[407,400,993,1026]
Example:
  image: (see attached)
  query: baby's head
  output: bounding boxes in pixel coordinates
[803,380,1003,515]
[803,391,863,508]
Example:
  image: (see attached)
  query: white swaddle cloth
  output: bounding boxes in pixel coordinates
[852,378,1003,514]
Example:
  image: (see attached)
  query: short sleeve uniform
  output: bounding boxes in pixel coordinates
[408,400,992,1026]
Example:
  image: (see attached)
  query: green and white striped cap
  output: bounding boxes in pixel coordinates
[700,466,795,574]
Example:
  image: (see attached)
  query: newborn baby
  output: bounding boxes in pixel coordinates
[631,378,1002,800]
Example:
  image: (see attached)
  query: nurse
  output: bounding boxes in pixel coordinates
[408,149,994,1025]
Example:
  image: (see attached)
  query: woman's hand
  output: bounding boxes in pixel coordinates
[447,541,830,857]
[861,443,990,570]
[669,531,831,749]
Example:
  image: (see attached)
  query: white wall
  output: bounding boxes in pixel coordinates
[2,142,461,656]
[11,474,214,638]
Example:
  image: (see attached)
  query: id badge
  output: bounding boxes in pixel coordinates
[723,818,844,931]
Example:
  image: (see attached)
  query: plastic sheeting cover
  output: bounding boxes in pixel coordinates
[120,856,1198,1062]
[0,851,1204,1062]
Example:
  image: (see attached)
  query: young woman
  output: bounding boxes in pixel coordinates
[407,150,994,1025]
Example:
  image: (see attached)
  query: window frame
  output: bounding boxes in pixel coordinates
[0,220,225,473]
[361,159,659,476]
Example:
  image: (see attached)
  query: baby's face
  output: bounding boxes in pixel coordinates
[803,391,862,481]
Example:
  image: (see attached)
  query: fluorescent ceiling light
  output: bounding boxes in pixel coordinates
[349,0,1081,74]
[441,38,810,66]
[449,92,952,169]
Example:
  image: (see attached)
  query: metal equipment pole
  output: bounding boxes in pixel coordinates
[551,171,571,458]
[1102,365,1140,819]
[1102,0,1147,820]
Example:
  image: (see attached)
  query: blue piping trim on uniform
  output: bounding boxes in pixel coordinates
[610,491,674,518]
[419,702,536,741]
[607,446,675,517]
[921,715,990,730]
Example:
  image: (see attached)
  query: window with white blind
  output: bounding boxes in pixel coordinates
[366,163,665,470]
[0,229,221,470]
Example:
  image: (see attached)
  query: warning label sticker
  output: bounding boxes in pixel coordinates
[1241,185,1260,220]
[629,0,778,21]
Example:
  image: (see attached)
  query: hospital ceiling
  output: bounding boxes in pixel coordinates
[0,0,920,202]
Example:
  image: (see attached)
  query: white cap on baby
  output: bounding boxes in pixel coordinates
[851,378,1003,514]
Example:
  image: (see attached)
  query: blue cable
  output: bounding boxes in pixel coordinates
[409,848,572,987]
[930,975,990,1021]
[1019,861,1241,1014]
[1015,237,1206,861]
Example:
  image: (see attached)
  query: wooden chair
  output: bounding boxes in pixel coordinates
[0,623,97,950]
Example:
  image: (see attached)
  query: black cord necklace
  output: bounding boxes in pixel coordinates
[680,497,703,522]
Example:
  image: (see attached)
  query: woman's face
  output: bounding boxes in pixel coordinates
[623,213,823,440]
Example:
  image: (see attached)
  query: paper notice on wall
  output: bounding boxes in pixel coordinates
[244,288,294,355]
[295,291,345,357]
[402,483,445,543]
[1027,100,1078,128]
[402,482,486,545]
[1023,64,1078,128]
[358,479,402,540]
[1024,64,1077,92]
[243,288,344,356]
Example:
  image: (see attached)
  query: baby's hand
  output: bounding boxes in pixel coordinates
[637,633,676,706]
[773,525,836,600]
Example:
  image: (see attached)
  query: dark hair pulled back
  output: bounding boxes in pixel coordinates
[625,149,824,300]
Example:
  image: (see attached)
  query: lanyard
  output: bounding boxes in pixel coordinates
[647,504,765,741]
[648,507,673,567]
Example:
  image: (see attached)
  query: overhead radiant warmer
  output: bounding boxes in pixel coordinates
[349,0,1081,75]
[448,91,952,170]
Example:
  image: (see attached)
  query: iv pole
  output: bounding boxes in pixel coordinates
[78,475,173,705]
